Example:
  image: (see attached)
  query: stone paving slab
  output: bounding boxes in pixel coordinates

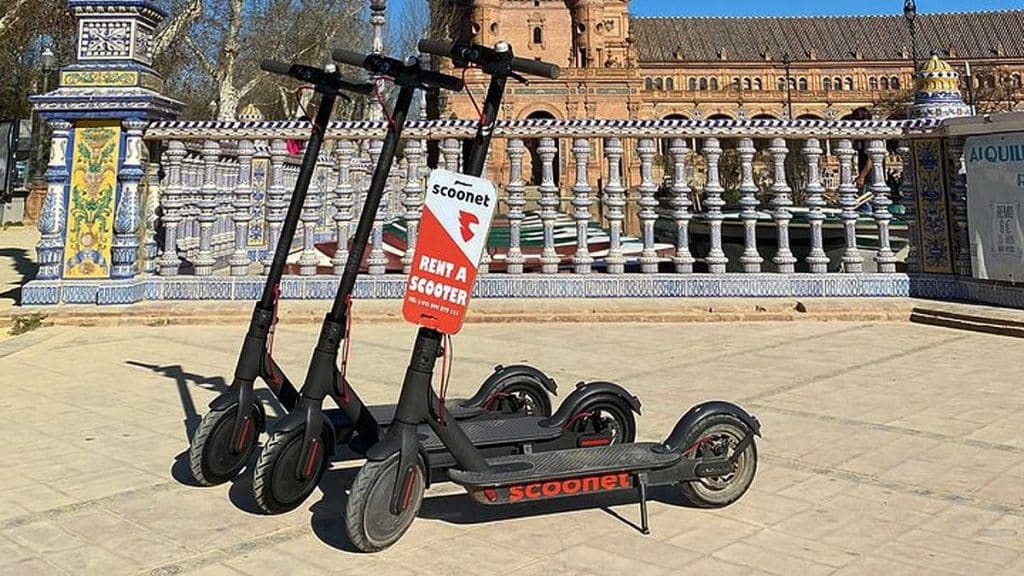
[1,319,1022,575]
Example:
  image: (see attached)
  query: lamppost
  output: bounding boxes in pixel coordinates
[29,46,57,189]
[782,52,793,119]
[903,0,918,72]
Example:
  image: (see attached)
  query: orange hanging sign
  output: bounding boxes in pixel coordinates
[403,169,497,334]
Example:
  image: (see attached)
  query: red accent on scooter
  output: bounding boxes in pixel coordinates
[400,468,416,510]
[561,411,593,431]
[483,488,497,502]
[238,417,253,451]
[578,437,611,447]
[304,438,320,478]
[681,436,714,456]
[482,391,510,411]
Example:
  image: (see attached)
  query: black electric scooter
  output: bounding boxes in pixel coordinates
[188,58,557,503]
[341,39,762,553]
[253,46,645,515]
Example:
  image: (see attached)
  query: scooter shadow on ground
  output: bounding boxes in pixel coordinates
[308,463,695,552]
[125,360,287,489]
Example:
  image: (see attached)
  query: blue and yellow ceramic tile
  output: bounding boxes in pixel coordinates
[913,139,953,274]
[65,121,121,278]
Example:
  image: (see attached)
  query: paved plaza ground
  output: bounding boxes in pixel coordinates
[1,316,1022,575]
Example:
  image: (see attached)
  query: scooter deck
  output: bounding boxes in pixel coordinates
[448,443,680,488]
[324,398,483,431]
[418,416,563,452]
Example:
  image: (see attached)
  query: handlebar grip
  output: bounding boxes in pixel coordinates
[512,57,560,80]
[417,38,453,58]
[331,48,369,69]
[420,69,464,92]
[260,59,295,77]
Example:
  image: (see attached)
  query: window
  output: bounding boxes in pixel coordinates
[834,76,842,90]
[665,77,674,91]
[688,77,697,91]
[798,77,808,91]
[644,77,653,91]
[699,77,708,90]
[733,77,741,90]
[710,77,719,90]
[880,77,889,90]
[869,77,878,90]
[654,77,663,90]
[1011,73,1022,88]
[788,77,797,90]
[743,78,752,90]
[532,27,543,44]
[777,77,786,91]
[754,78,762,90]
[891,76,900,89]
[823,77,832,91]
[844,77,853,90]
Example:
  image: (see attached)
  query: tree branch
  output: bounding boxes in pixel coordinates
[185,35,216,78]
[152,0,203,60]
[0,0,32,40]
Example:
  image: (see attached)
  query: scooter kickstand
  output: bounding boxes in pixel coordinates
[637,472,650,535]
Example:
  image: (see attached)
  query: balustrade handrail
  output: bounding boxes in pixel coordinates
[144,117,943,141]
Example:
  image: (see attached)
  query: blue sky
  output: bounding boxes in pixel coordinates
[628,0,1020,17]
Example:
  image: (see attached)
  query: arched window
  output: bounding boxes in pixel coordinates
[665,77,674,91]
[699,77,708,90]
[688,77,697,91]
[880,76,889,90]
[869,77,878,90]
[733,77,741,90]
[532,27,543,44]
[891,76,901,89]
[834,76,842,90]
[844,77,854,90]
[823,77,832,91]
[754,78,762,90]
[743,77,752,90]
[777,77,786,91]
[644,77,653,91]
[1011,73,1022,88]
[798,77,808,91]
[654,77,663,90]
[789,77,797,90]
[710,78,719,90]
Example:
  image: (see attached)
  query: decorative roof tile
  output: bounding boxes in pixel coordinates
[632,11,1024,63]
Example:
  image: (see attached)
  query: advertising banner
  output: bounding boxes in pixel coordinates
[965,133,1024,281]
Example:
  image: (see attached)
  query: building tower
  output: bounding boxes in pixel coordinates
[567,0,631,69]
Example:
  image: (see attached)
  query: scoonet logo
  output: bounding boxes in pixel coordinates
[507,473,631,502]
[459,210,479,241]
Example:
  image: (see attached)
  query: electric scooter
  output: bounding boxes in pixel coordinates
[252,47,645,516]
[341,39,762,553]
[188,58,557,506]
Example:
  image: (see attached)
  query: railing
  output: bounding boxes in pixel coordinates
[141,118,939,281]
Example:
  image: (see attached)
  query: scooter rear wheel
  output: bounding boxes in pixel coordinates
[487,379,552,417]
[345,452,425,553]
[677,414,757,508]
[252,426,331,514]
[189,404,262,486]
[570,396,637,445]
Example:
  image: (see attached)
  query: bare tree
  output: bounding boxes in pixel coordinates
[0,0,33,41]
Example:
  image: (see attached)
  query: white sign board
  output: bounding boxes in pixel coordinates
[965,133,1024,281]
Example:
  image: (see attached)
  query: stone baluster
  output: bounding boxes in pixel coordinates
[769,138,796,273]
[603,137,627,274]
[229,140,254,275]
[367,139,388,275]
[667,138,694,273]
[297,156,324,277]
[332,140,355,275]
[111,119,147,279]
[158,140,186,275]
[537,137,560,274]
[505,139,527,274]
[185,155,200,254]
[736,137,761,273]
[835,140,863,272]
[947,137,971,276]
[142,145,161,274]
[898,142,919,272]
[443,138,461,173]
[637,138,659,273]
[702,138,728,274]
[869,139,896,273]
[401,139,424,274]
[571,138,594,274]
[193,139,219,276]
[262,139,288,274]
[36,120,72,280]
[803,138,829,273]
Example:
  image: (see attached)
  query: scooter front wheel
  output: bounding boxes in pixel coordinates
[252,426,331,514]
[677,414,757,508]
[345,452,425,552]
[189,404,263,486]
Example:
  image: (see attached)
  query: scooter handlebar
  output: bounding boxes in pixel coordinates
[419,69,465,92]
[331,48,368,69]
[417,38,561,80]
[260,59,297,77]
[332,48,464,92]
[259,59,374,95]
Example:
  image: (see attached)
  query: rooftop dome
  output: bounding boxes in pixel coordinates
[239,103,265,122]
[909,53,971,119]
